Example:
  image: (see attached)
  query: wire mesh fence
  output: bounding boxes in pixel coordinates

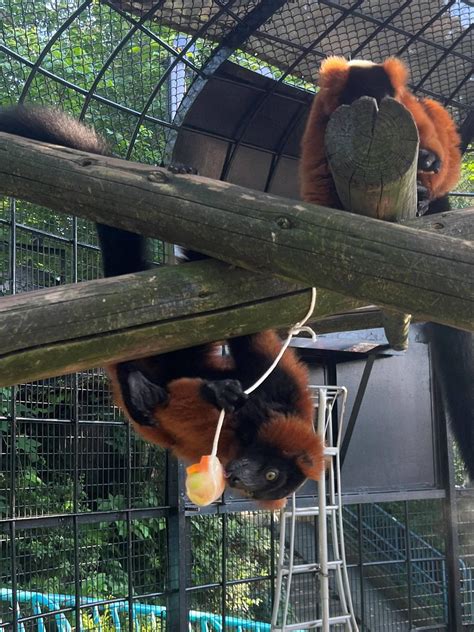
[0,201,473,627]
[0,1,473,630]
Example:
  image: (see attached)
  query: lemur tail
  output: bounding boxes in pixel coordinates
[428,324,474,480]
[0,105,148,277]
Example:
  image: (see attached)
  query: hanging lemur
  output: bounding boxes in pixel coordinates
[0,105,324,509]
[299,56,473,480]
[1,55,470,494]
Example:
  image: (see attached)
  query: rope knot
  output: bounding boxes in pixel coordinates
[289,324,317,341]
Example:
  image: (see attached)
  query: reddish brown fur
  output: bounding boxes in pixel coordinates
[258,417,324,480]
[0,104,324,508]
[300,56,461,207]
[107,331,322,490]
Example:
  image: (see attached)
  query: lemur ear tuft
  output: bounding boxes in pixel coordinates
[319,56,350,91]
[382,57,409,92]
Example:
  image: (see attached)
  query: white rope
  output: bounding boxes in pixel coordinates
[211,287,317,457]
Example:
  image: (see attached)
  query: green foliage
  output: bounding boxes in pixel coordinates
[1,0,177,161]
[450,149,474,209]
[191,513,273,620]
[79,608,166,631]
[0,414,168,601]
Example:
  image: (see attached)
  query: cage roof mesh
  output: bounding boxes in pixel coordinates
[112,0,473,114]
[1,0,472,164]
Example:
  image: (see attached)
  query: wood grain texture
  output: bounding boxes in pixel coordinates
[404,208,474,239]
[326,97,421,350]
[0,260,362,386]
[0,132,472,335]
[325,97,419,221]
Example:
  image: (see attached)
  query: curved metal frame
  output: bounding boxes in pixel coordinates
[1,3,472,631]
[2,0,471,162]
[218,0,367,182]
[162,0,289,164]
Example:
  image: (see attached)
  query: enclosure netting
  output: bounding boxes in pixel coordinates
[0,1,473,630]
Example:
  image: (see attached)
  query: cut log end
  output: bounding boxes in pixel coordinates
[325,96,421,349]
[325,96,419,222]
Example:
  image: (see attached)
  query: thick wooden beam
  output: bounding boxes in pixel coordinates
[326,97,419,350]
[313,209,474,334]
[0,132,473,331]
[405,208,474,239]
[2,202,467,385]
[0,260,363,387]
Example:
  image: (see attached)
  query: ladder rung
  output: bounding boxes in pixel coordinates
[323,447,338,456]
[273,613,352,630]
[280,560,342,575]
[283,504,338,518]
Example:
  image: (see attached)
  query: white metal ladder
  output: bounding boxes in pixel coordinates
[271,386,359,631]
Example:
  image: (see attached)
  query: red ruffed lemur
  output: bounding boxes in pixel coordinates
[0,105,324,508]
[300,57,474,481]
[300,57,462,216]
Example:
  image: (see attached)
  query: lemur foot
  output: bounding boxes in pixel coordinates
[201,379,248,412]
[418,148,441,173]
[167,162,198,175]
[118,364,169,426]
[416,181,431,217]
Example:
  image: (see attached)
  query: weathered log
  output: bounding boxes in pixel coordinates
[325,97,419,221]
[405,208,474,239]
[326,96,419,350]
[2,207,470,386]
[0,260,362,387]
[315,209,474,334]
[0,132,473,332]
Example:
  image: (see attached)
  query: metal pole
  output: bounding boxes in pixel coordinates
[166,457,188,629]
[318,388,330,632]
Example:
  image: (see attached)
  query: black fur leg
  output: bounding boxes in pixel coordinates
[428,324,474,480]
[117,363,168,426]
[96,224,149,277]
[418,148,441,173]
[201,379,248,412]
[416,181,431,217]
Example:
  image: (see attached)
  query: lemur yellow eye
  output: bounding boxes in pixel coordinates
[265,469,279,482]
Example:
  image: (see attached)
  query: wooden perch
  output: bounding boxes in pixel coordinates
[2,206,468,386]
[326,96,418,350]
[0,261,362,387]
[404,207,474,239]
[315,209,474,332]
[0,132,473,334]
